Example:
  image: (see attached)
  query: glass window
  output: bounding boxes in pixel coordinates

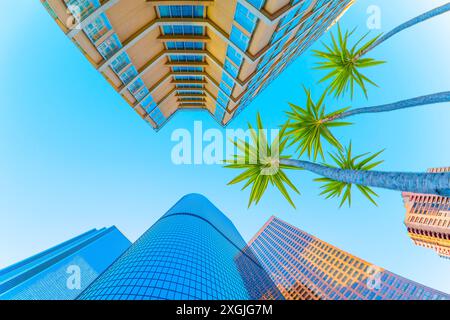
[158,5,204,18]
[224,59,238,78]
[166,42,204,50]
[84,14,111,42]
[246,0,265,10]
[97,34,122,59]
[172,66,203,73]
[119,65,138,85]
[226,46,243,66]
[234,3,257,33]
[174,75,203,81]
[110,52,130,73]
[162,25,204,36]
[169,55,204,62]
[229,26,250,51]
[65,0,100,20]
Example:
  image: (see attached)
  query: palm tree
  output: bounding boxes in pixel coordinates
[286,90,450,161]
[225,114,450,208]
[314,3,450,98]
[225,114,301,208]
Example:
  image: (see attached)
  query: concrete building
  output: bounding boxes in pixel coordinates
[402,167,450,259]
[41,0,354,130]
[244,216,449,300]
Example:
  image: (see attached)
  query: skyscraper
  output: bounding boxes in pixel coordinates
[78,194,282,300]
[245,216,449,300]
[0,226,131,300]
[41,0,354,130]
[402,167,450,259]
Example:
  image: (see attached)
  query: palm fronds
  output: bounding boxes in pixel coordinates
[315,143,384,207]
[224,113,301,208]
[285,89,352,161]
[313,24,385,99]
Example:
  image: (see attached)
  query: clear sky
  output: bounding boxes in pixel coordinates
[0,0,449,293]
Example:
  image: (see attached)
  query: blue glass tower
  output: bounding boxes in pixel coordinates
[0,226,130,300]
[78,194,282,300]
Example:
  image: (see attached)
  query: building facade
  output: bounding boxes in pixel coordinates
[245,216,449,300]
[78,194,282,300]
[0,226,131,300]
[402,167,450,259]
[41,0,354,130]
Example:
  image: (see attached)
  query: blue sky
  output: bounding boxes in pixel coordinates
[0,1,449,293]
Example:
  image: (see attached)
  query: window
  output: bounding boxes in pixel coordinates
[119,66,137,85]
[97,34,122,59]
[133,87,149,102]
[158,5,204,18]
[110,52,130,73]
[178,90,203,95]
[220,82,232,96]
[221,73,235,88]
[65,0,100,20]
[84,14,111,42]
[215,104,225,121]
[226,46,243,66]
[230,26,250,51]
[162,25,204,36]
[176,84,203,89]
[149,107,166,126]
[246,0,265,10]
[128,78,144,94]
[174,75,203,81]
[166,42,204,50]
[170,55,204,62]
[140,95,156,112]
[234,3,257,33]
[224,59,238,78]
[172,66,203,73]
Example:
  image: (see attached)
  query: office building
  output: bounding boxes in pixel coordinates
[0,226,131,300]
[402,167,450,259]
[244,216,449,300]
[78,194,282,300]
[41,0,354,130]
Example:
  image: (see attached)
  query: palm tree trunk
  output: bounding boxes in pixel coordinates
[359,2,450,56]
[328,92,450,121]
[280,159,450,197]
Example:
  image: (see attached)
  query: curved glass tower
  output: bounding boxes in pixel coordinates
[78,194,281,300]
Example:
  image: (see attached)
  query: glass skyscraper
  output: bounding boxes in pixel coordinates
[0,226,131,300]
[78,194,282,300]
[246,216,450,300]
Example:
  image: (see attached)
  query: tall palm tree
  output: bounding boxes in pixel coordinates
[314,3,450,98]
[225,114,450,208]
[286,90,450,161]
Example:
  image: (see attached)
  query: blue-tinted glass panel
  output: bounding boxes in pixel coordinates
[224,59,238,78]
[166,42,204,50]
[246,0,265,10]
[162,25,204,35]
[226,46,243,66]
[234,3,257,33]
[230,26,250,51]
[97,34,122,59]
[159,5,204,18]
[84,13,111,42]
[110,52,130,73]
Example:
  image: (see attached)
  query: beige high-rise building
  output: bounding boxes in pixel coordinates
[41,0,354,130]
[402,167,450,259]
[240,216,449,300]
